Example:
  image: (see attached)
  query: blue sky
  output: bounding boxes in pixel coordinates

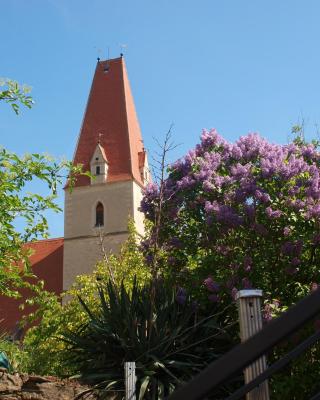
[2,0,320,237]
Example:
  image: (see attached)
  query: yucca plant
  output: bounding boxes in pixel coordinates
[62,279,233,399]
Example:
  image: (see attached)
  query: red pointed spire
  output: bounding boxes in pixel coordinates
[72,57,145,187]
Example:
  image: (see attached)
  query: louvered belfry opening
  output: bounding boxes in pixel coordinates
[95,202,104,226]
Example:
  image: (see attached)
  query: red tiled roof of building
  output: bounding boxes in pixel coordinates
[0,238,64,333]
[26,238,64,294]
[71,56,145,188]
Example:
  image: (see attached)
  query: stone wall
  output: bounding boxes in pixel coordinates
[63,180,135,291]
[0,370,97,400]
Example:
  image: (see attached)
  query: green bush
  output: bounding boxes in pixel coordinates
[62,279,233,399]
[0,336,30,373]
[22,221,150,377]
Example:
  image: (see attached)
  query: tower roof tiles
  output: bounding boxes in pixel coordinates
[72,56,145,187]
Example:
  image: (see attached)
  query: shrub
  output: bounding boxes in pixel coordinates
[0,336,29,373]
[62,279,233,399]
[141,130,320,307]
[141,129,320,397]
[23,221,150,377]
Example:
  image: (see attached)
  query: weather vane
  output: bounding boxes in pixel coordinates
[120,43,127,57]
[94,46,102,62]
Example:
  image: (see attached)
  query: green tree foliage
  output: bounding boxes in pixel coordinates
[0,149,83,297]
[22,223,151,377]
[0,79,84,297]
[0,78,33,114]
[0,334,29,373]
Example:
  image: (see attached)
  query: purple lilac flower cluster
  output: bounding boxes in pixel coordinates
[141,129,320,302]
[263,299,280,322]
[143,131,320,227]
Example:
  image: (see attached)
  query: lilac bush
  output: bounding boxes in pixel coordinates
[141,129,320,307]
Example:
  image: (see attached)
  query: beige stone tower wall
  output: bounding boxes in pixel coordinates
[132,181,145,236]
[63,180,145,290]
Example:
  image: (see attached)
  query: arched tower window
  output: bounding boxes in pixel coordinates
[95,202,104,227]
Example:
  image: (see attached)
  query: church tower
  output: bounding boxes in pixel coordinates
[63,56,149,290]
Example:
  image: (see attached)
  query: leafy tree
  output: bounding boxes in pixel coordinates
[0,149,83,297]
[0,80,83,297]
[141,129,320,398]
[0,78,33,114]
[141,129,320,307]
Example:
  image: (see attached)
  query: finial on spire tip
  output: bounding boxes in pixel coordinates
[98,132,103,143]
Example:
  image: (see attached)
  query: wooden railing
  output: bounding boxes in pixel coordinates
[168,288,320,400]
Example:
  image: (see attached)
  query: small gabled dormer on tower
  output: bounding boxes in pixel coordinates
[90,142,108,184]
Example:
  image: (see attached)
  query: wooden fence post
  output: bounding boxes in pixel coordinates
[125,361,136,400]
[236,289,270,400]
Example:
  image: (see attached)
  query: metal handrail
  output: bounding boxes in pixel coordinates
[226,330,320,400]
[168,288,320,400]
